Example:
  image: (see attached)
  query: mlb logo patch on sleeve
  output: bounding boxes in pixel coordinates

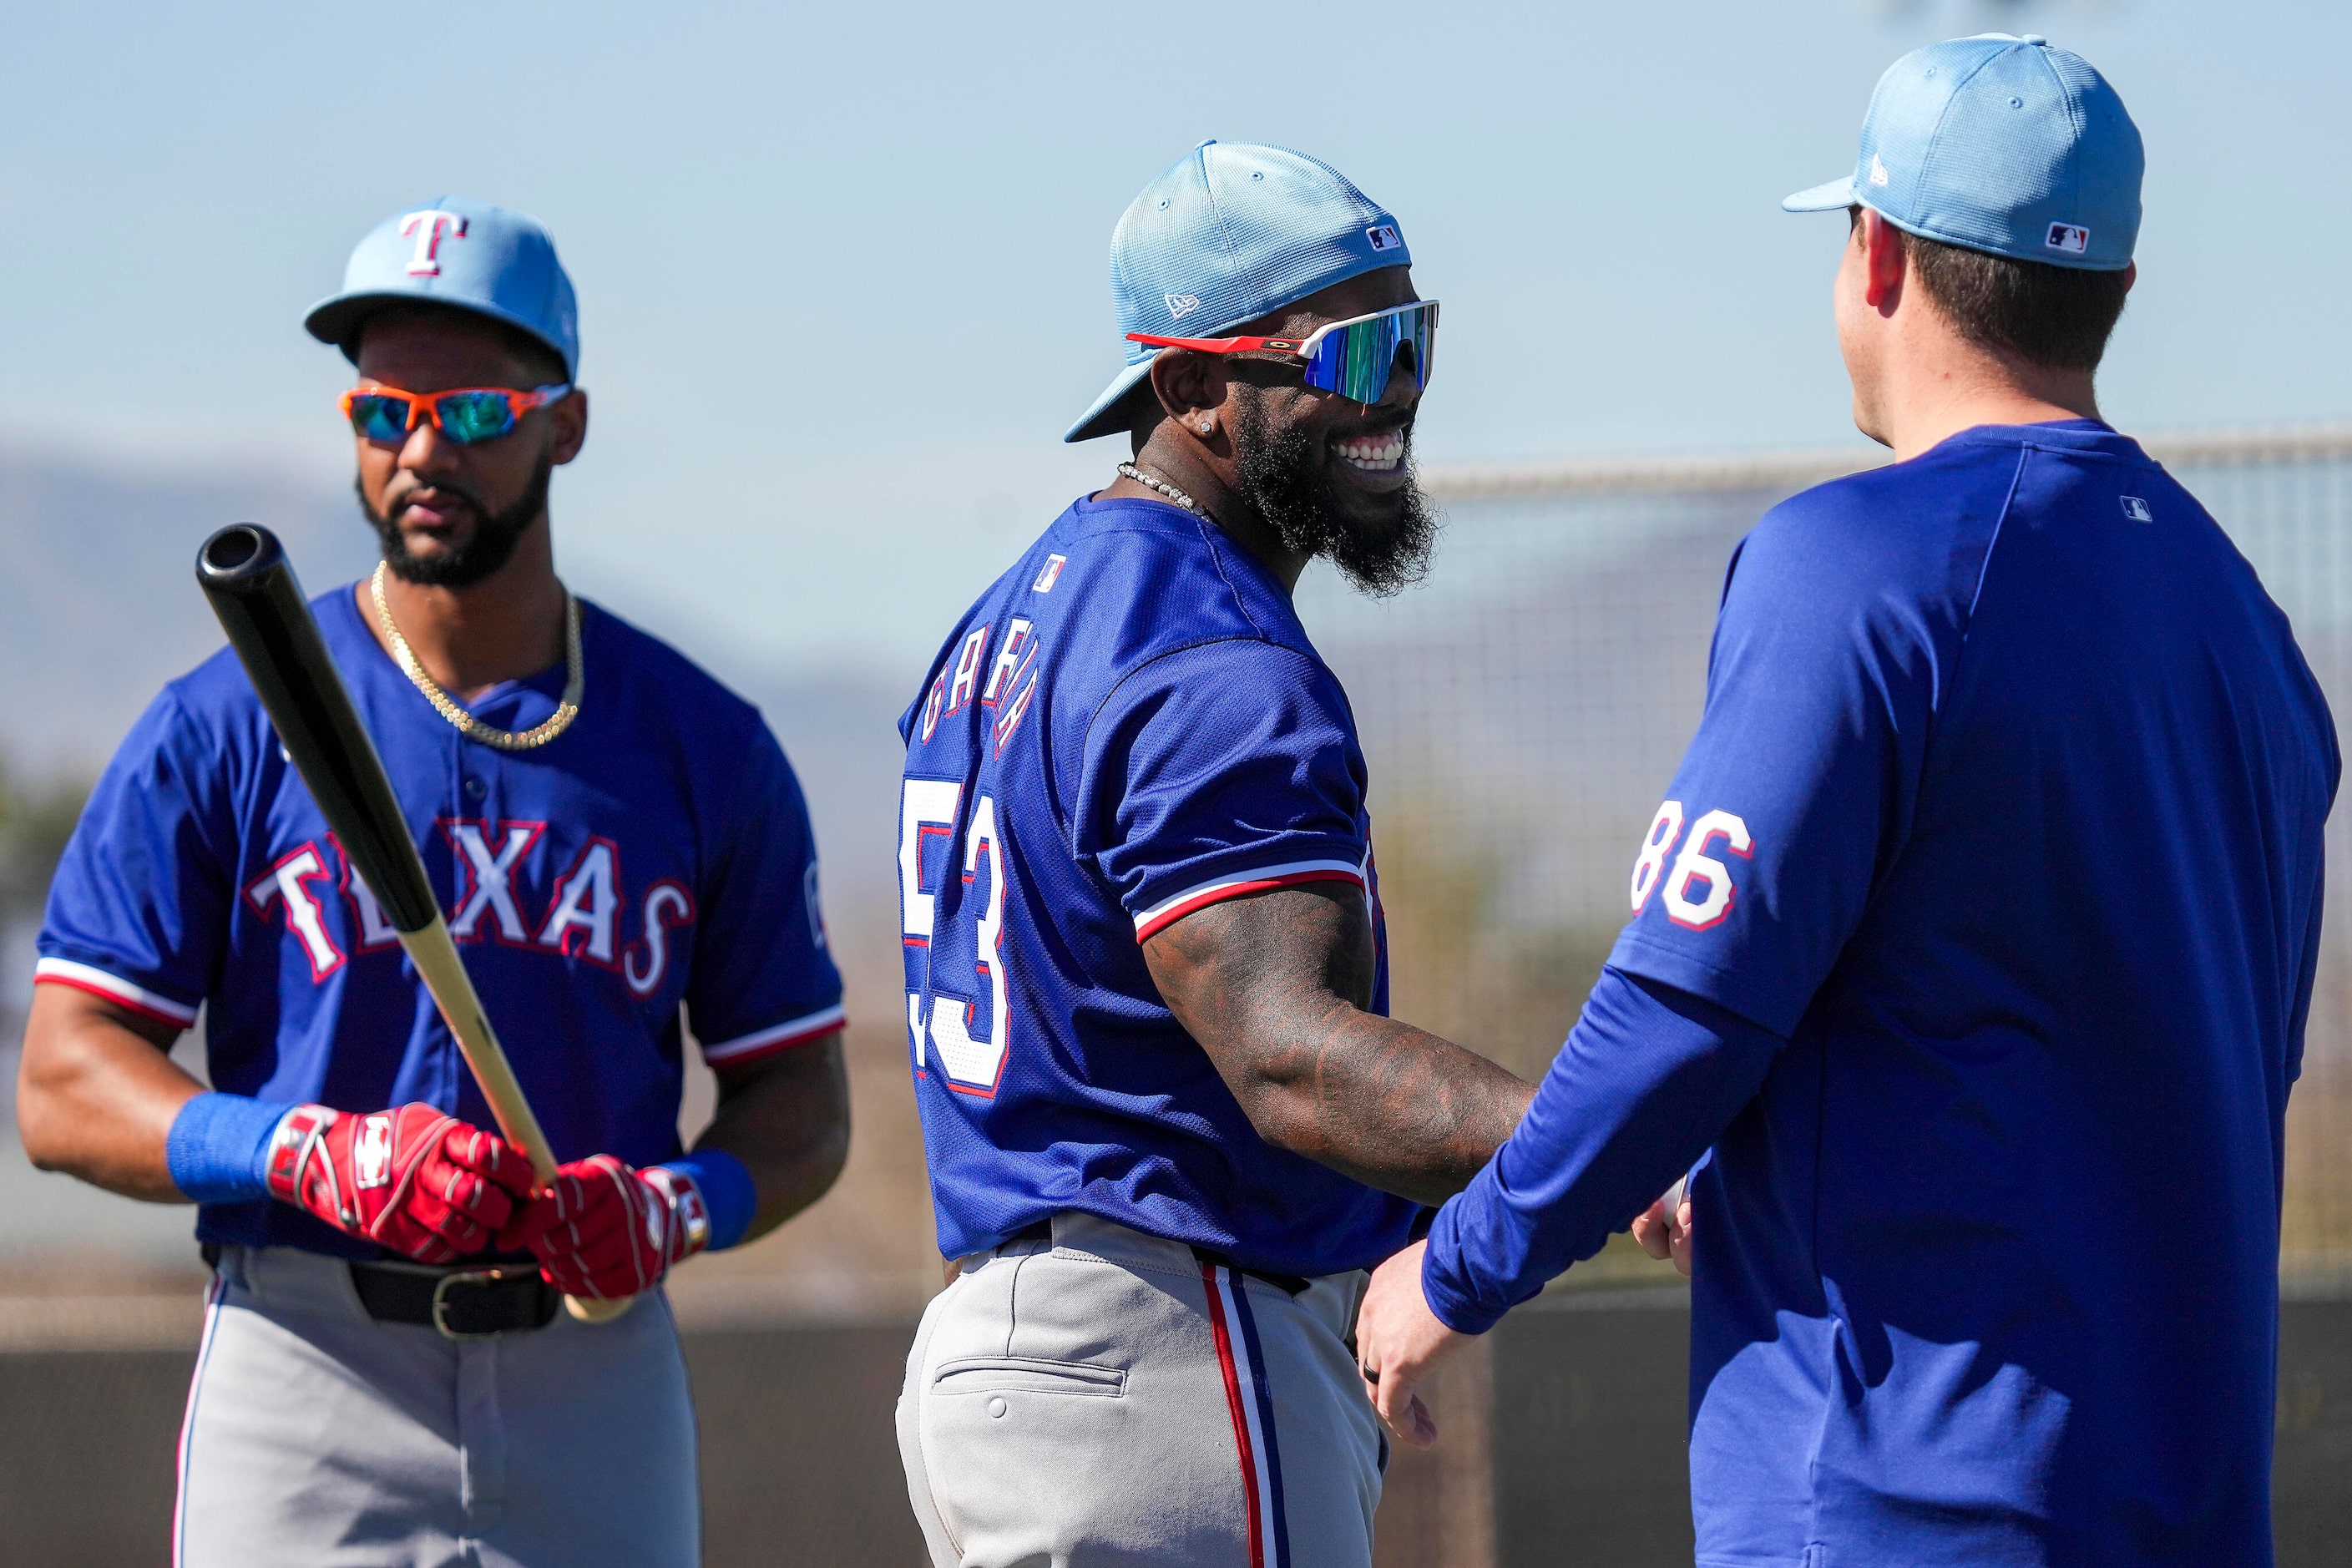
[2121,496,2154,523]
[2045,222,2092,255]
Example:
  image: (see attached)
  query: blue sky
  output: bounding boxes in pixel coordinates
[3,0,2345,681]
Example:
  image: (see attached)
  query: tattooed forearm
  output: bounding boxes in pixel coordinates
[1141,885,1535,1205]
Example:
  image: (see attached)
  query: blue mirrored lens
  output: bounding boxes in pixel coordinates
[346,394,412,443]
[435,392,518,444]
[1301,305,1436,402]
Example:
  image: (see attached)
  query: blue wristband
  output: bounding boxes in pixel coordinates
[660,1149,757,1252]
[166,1093,301,1205]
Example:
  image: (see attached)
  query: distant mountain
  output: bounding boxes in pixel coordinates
[0,443,375,775]
[0,442,913,913]
[0,438,1773,943]
[0,443,919,1272]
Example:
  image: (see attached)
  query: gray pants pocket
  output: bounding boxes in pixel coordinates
[931,1356,1126,1398]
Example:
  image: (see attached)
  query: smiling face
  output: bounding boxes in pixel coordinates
[1217,266,1436,595]
[350,306,585,587]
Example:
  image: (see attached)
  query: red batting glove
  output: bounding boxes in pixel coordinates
[265,1103,536,1265]
[503,1155,711,1302]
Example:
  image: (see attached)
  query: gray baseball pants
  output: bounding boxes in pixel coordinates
[175,1243,698,1568]
[898,1212,1384,1567]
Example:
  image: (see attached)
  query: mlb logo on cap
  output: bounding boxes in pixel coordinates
[2046,223,2092,255]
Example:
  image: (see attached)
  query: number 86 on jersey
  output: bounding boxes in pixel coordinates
[1630,802,1753,932]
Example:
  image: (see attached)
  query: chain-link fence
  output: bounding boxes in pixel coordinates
[1300,427,2352,1277]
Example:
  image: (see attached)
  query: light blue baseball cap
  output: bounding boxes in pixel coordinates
[1065,140,1411,443]
[1784,34,2142,271]
[305,195,580,376]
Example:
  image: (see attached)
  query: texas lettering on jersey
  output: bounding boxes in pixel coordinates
[38,584,845,1259]
[244,822,700,1000]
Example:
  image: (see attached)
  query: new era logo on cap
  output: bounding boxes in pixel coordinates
[1164,293,1201,321]
[1869,154,1890,188]
[2046,222,2092,255]
[1365,223,1402,252]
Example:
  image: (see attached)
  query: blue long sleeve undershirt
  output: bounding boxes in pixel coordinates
[1421,964,1787,1334]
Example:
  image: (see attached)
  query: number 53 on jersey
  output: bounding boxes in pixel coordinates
[899,780,1013,1098]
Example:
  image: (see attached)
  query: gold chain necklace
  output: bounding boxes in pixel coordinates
[369,562,584,751]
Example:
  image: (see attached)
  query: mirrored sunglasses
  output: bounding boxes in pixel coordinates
[1127,300,1438,405]
[341,382,572,446]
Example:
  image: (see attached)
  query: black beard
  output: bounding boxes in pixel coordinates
[1231,393,1437,598]
[358,461,550,589]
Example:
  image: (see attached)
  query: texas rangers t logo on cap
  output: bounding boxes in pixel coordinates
[399,210,469,276]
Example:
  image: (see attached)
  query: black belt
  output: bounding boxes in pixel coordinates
[349,1260,559,1339]
[201,1243,559,1339]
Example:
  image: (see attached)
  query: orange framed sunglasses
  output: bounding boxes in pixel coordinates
[340,382,572,446]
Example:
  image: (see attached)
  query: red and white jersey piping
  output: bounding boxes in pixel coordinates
[1132,858,1367,943]
[701,1001,847,1065]
[33,957,200,1029]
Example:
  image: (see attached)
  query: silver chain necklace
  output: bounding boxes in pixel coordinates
[1116,463,1208,518]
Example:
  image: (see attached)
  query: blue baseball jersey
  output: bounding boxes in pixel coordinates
[898,493,1420,1279]
[1436,422,2334,1564]
[38,585,843,1260]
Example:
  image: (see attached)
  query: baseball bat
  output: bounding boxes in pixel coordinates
[196,523,630,1324]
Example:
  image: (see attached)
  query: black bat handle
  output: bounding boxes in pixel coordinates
[195,524,441,934]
